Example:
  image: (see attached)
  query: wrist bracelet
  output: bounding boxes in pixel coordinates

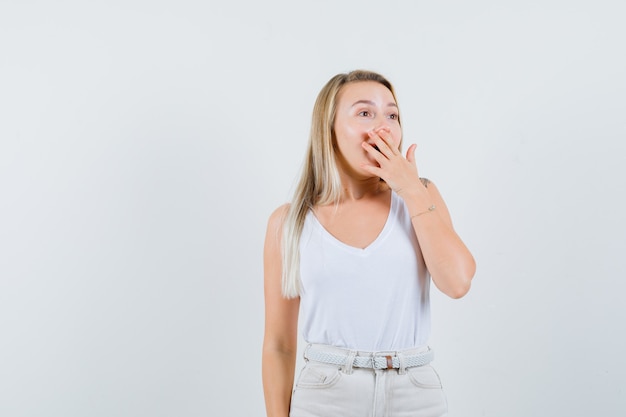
[410,205,436,220]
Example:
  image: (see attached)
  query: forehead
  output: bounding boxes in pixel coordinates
[336,81,396,107]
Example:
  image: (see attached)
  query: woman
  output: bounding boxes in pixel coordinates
[262,70,475,417]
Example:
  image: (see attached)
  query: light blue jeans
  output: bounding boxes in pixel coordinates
[289,344,448,417]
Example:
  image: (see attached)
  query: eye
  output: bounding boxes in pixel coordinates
[357,110,371,117]
[388,113,399,120]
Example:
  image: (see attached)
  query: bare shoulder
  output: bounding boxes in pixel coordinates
[270,203,290,218]
[267,203,290,232]
[420,177,443,198]
[265,203,290,251]
[419,178,454,225]
[419,177,443,196]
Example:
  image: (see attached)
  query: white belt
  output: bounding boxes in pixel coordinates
[305,346,434,370]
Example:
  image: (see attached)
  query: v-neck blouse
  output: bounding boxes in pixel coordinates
[299,191,431,351]
[308,190,396,255]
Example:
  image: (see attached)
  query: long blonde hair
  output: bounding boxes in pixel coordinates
[281,70,401,298]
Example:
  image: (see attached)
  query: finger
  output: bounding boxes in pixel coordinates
[406,143,417,164]
[368,130,395,158]
[376,127,401,154]
[362,141,387,164]
[360,162,385,178]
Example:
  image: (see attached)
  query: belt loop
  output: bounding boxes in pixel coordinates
[343,349,357,374]
[397,350,407,375]
[303,343,312,362]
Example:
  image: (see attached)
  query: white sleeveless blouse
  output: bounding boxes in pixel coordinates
[299,191,431,352]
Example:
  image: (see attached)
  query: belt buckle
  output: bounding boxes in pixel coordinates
[385,355,394,369]
[372,354,395,369]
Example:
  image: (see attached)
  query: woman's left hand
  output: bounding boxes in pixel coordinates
[361,128,425,199]
[362,128,475,299]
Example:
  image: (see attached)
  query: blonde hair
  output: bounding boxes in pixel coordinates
[281,70,401,298]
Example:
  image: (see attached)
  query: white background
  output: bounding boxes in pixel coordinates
[1,0,625,416]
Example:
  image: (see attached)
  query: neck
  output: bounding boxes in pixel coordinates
[337,170,388,201]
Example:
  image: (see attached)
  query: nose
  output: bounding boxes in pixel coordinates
[373,114,392,131]
[373,119,391,134]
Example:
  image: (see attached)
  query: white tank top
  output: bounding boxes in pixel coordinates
[299,191,431,352]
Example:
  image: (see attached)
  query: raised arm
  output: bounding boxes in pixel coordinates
[405,179,475,298]
[262,204,300,417]
[361,133,476,298]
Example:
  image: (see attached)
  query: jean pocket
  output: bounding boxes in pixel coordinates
[407,365,443,389]
[295,363,342,389]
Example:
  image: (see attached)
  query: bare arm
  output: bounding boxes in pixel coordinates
[262,204,300,417]
[361,133,476,298]
[405,179,475,298]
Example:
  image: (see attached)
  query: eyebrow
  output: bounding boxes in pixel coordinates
[351,100,398,108]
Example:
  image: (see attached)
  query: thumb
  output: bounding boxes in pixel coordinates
[406,143,417,164]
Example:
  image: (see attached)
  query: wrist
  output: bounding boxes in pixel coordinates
[395,185,425,202]
[410,204,436,220]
